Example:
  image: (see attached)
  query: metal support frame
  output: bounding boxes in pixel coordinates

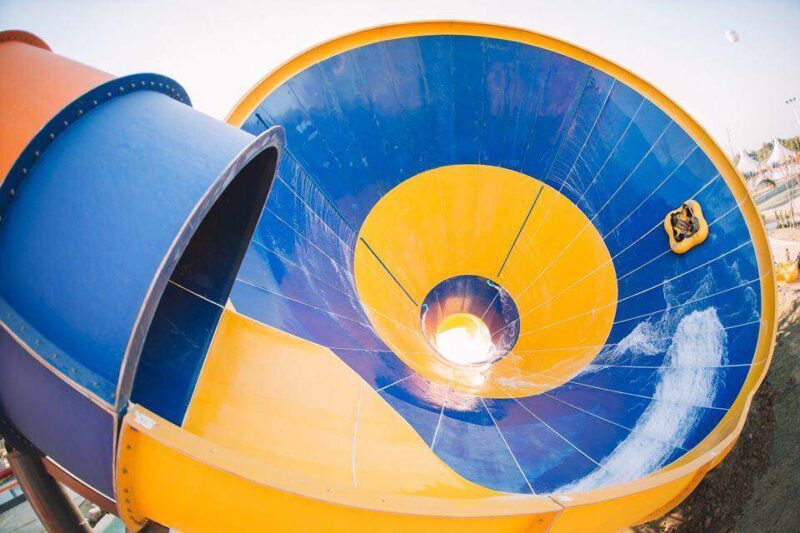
[6,445,91,533]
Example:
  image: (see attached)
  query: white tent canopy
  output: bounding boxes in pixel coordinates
[736,150,759,174]
[766,138,797,166]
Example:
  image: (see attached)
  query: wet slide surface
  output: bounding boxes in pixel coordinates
[0,22,775,532]
[218,32,766,495]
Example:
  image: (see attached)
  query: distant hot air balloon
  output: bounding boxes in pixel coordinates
[726,29,740,43]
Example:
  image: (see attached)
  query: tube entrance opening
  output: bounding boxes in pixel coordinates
[420,274,520,368]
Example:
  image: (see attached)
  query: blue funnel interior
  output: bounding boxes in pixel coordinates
[226,35,762,495]
[132,145,279,425]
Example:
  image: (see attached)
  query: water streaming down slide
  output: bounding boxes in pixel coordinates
[0,22,775,533]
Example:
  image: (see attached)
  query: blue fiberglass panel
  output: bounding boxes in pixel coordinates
[494,397,608,494]
[382,39,437,174]
[377,377,441,446]
[478,37,524,166]
[539,70,616,192]
[416,37,459,165]
[520,394,633,462]
[434,400,534,494]
[234,34,763,494]
[253,210,349,290]
[546,383,652,433]
[602,148,714,251]
[592,125,697,237]
[131,283,222,425]
[0,328,115,497]
[485,397,599,494]
[576,102,671,218]
[231,281,386,351]
[238,245,365,323]
[560,83,644,202]
[265,178,355,274]
[613,244,759,322]
[450,36,484,164]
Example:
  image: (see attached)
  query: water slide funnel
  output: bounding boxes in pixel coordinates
[0,21,775,533]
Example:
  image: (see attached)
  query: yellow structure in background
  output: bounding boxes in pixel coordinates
[776,260,799,283]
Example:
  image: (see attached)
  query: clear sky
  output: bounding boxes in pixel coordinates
[2,0,798,154]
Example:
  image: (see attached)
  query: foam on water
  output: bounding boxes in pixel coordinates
[555,307,727,493]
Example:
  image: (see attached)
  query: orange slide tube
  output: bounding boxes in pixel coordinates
[0,30,112,183]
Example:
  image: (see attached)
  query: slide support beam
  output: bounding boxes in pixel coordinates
[6,445,91,533]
